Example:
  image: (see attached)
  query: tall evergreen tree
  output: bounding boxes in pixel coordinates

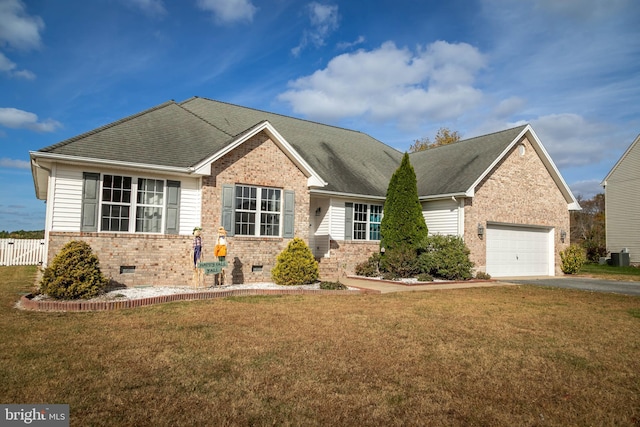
[380,153,428,251]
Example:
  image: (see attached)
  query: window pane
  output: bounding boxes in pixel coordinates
[260,213,280,236]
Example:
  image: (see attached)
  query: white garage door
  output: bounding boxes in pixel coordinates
[486,224,553,277]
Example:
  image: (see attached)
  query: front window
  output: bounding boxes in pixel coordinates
[101,175,132,232]
[136,178,164,232]
[353,203,383,241]
[235,185,282,236]
[99,174,170,233]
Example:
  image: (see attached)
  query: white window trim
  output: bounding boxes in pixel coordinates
[235,185,283,237]
[99,174,169,234]
[353,203,383,241]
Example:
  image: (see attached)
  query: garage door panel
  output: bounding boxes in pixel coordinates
[486,225,552,277]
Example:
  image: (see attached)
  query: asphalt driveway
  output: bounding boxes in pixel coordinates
[502,277,640,296]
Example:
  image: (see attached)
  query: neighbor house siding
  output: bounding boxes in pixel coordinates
[464,136,569,275]
[423,199,462,236]
[605,137,640,264]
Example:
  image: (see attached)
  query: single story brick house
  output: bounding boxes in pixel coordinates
[30,97,579,286]
[602,133,640,265]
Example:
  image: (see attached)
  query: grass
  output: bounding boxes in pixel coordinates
[2,265,640,426]
[578,262,640,281]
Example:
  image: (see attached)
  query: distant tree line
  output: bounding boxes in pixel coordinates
[0,230,45,239]
[570,193,605,262]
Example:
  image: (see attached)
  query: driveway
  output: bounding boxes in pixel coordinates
[500,277,640,296]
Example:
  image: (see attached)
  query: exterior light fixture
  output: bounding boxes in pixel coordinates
[477,223,485,238]
[380,247,386,254]
[315,207,321,216]
[560,230,567,243]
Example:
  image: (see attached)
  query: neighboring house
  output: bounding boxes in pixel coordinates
[602,133,640,265]
[30,97,580,286]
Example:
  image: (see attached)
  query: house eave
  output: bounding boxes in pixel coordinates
[310,189,386,201]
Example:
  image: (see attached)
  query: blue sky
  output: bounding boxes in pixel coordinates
[1,0,639,231]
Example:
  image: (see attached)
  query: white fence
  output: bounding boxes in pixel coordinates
[0,239,46,266]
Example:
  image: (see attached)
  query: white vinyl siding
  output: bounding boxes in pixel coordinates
[423,199,462,236]
[47,164,201,235]
[329,199,346,240]
[605,137,640,264]
[179,178,201,235]
[51,168,83,232]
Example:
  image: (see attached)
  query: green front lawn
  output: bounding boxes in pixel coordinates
[2,265,639,425]
[578,262,640,281]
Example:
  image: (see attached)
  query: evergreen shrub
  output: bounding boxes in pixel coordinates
[271,238,319,286]
[380,246,420,278]
[418,235,474,280]
[355,253,380,277]
[560,244,586,274]
[39,240,109,300]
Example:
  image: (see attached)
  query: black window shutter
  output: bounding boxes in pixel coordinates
[165,180,181,234]
[81,172,100,232]
[221,184,235,236]
[344,202,353,240]
[283,190,295,238]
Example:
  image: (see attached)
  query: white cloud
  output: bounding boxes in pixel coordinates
[0,157,29,169]
[292,2,339,56]
[126,0,167,18]
[569,179,604,199]
[280,41,486,127]
[337,35,365,50]
[0,107,61,132]
[516,113,613,168]
[196,0,257,24]
[0,0,44,51]
[0,51,35,79]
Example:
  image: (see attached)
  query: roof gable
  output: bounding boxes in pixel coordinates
[179,97,403,197]
[602,133,640,185]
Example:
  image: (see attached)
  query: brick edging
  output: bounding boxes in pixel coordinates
[346,275,496,286]
[19,288,368,312]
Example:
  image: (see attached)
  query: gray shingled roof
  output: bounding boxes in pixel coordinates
[36,97,528,198]
[38,101,235,168]
[179,97,402,196]
[410,125,527,196]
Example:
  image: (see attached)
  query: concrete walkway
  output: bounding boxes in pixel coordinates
[341,276,516,294]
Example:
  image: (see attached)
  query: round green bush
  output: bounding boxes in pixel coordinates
[39,240,109,300]
[271,238,319,286]
[560,244,586,274]
[417,235,474,280]
[379,246,420,278]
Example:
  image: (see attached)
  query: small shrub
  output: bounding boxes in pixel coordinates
[417,273,434,282]
[417,235,474,280]
[560,244,586,274]
[39,240,109,300]
[271,238,319,286]
[475,271,491,280]
[382,271,397,281]
[355,253,380,277]
[379,246,419,278]
[319,281,348,290]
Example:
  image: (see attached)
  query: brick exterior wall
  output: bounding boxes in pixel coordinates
[463,136,570,275]
[202,132,311,284]
[47,232,194,287]
[318,240,380,280]
[45,131,311,288]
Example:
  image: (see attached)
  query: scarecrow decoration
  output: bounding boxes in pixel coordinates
[192,227,204,288]
[214,226,228,286]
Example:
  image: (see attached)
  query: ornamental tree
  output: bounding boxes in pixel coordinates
[380,153,428,252]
